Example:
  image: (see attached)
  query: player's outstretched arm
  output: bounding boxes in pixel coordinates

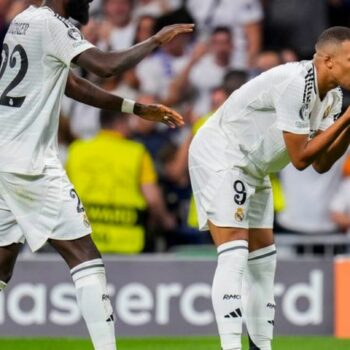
[283,110,350,172]
[65,71,184,128]
[73,24,194,78]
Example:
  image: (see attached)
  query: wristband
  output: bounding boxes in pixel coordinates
[121,98,135,114]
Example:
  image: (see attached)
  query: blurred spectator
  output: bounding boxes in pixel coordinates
[168,27,235,116]
[89,0,103,17]
[264,0,328,59]
[330,153,350,235]
[250,50,281,77]
[280,48,299,64]
[133,14,157,44]
[275,159,345,255]
[158,141,209,247]
[133,0,172,19]
[185,0,263,68]
[223,69,249,96]
[136,7,194,101]
[102,0,136,50]
[330,175,350,236]
[66,110,175,254]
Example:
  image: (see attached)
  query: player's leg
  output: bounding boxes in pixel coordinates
[243,228,276,350]
[243,184,276,350]
[209,221,249,350]
[49,235,116,350]
[0,243,22,292]
[188,150,253,349]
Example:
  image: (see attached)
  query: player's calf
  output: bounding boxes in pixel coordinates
[0,243,22,286]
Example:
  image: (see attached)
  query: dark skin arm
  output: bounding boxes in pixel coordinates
[74,24,194,78]
[65,71,184,128]
[283,107,350,173]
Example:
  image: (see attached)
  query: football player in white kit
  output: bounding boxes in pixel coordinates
[189,26,350,350]
[0,1,193,349]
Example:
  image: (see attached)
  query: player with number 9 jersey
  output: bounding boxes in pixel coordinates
[189,26,350,350]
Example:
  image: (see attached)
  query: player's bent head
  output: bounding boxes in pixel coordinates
[315,26,350,88]
[316,26,350,52]
[66,0,93,25]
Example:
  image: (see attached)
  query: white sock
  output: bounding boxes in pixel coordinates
[243,244,277,350]
[71,259,116,350]
[0,281,6,292]
[212,240,249,350]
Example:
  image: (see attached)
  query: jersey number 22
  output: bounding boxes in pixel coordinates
[0,43,28,108]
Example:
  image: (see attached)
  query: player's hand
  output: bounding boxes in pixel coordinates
[135,103,185,128]
[152,24,195,46]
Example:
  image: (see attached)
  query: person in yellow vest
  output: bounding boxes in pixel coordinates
[66,109,175,254]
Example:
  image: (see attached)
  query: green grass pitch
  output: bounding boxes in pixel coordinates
[1,337,350,350]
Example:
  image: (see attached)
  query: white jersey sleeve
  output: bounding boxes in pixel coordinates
[319,88,343,131]
[275,76,310,135]
[44,14,94,66]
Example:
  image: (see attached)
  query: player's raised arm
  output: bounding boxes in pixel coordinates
[65,71,184,128]
[73,24,194,78]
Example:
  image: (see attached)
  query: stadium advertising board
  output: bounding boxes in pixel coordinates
[0,256,334,337]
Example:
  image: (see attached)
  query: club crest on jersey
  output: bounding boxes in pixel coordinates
[299,103,309,120]
[234,207,244,222]
[68,28,83,41]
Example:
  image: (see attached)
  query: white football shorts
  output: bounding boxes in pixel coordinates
[189,128,274,231]
[0,167,91,252]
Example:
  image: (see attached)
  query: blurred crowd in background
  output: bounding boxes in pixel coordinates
[1,0,350,255]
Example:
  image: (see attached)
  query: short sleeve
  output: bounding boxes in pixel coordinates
[319,88,343,131]
[136,57,162,96]
[275,76,310,135]
[45,16,95,66]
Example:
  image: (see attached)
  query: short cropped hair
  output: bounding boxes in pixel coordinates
[316,26,350,49]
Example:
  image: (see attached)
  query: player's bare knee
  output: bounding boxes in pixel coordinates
[208,220,248,246]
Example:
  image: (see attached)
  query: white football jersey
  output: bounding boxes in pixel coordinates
[0,6,94,174]
[192,60,343,178]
